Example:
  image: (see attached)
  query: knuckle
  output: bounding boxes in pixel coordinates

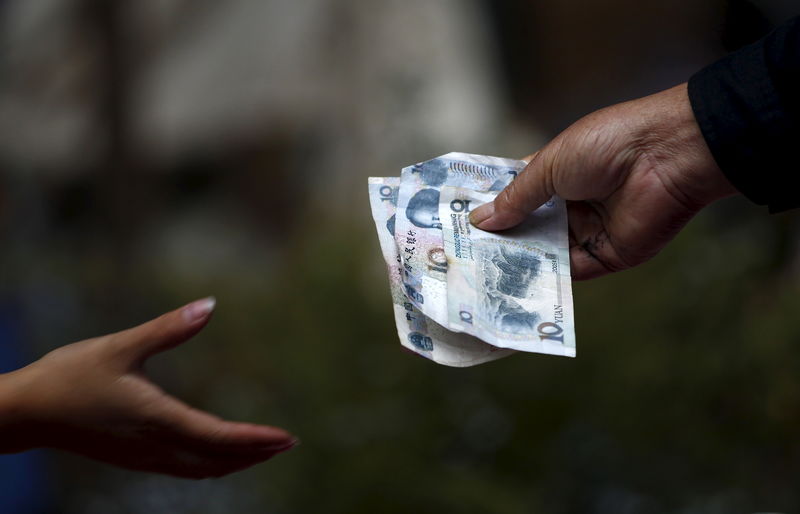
[496,181,524,214]
[498,177,535,216]
[493,186,514,213]
[202,424,229,446]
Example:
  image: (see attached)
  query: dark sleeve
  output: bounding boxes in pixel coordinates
[688,16,800,212]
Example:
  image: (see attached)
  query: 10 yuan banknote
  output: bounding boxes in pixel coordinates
[440,186,575,356]
[394,152,520,328]
[368,152,576,366]
[368,177,515,366]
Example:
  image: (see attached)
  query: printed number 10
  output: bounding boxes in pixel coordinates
[537,322,563,342]
[379,185,394,201]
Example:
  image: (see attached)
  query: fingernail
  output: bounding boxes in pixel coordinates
[469,202,494,227]
[182,297,216,323]
[260,438,299,454]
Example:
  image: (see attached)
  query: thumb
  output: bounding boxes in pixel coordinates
[469,148,556,231]
[113,297,216,364]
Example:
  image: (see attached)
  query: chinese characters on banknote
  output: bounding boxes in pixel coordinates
[368,153,575,366]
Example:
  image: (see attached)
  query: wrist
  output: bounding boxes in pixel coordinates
[636,82,738,208]
[0,367,40,453]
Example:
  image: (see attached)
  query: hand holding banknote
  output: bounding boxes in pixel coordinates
[368,84,740,364]
[470,83,738,280]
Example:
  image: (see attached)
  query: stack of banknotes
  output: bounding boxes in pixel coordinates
[368,152,576,367]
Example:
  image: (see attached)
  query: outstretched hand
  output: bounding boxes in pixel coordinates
[0,298,296,479]
[470,83,737,280]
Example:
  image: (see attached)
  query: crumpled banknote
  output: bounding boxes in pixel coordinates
[440,186,575,356]
[368,177,514,367]
[368,153,575,366]
[394,152,520,328]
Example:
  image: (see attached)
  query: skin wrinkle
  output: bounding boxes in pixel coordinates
[604,183,665,268]
[578,209,629,274]
[569,139,636,272]
[574,93,700,272]
[506,148,555,216]
[580,236,618,275]
[573,245,612,276]
[479,84,737,280]
[548,133,631,276]
[544,136,562,200]
[494,180,530,220]
[545,122,631,273]
[637,136,702,213]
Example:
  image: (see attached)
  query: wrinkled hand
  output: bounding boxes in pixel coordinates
[0,298,296,479]
[470,83,737,280]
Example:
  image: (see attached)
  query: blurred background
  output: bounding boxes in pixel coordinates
[2,0,800,512]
